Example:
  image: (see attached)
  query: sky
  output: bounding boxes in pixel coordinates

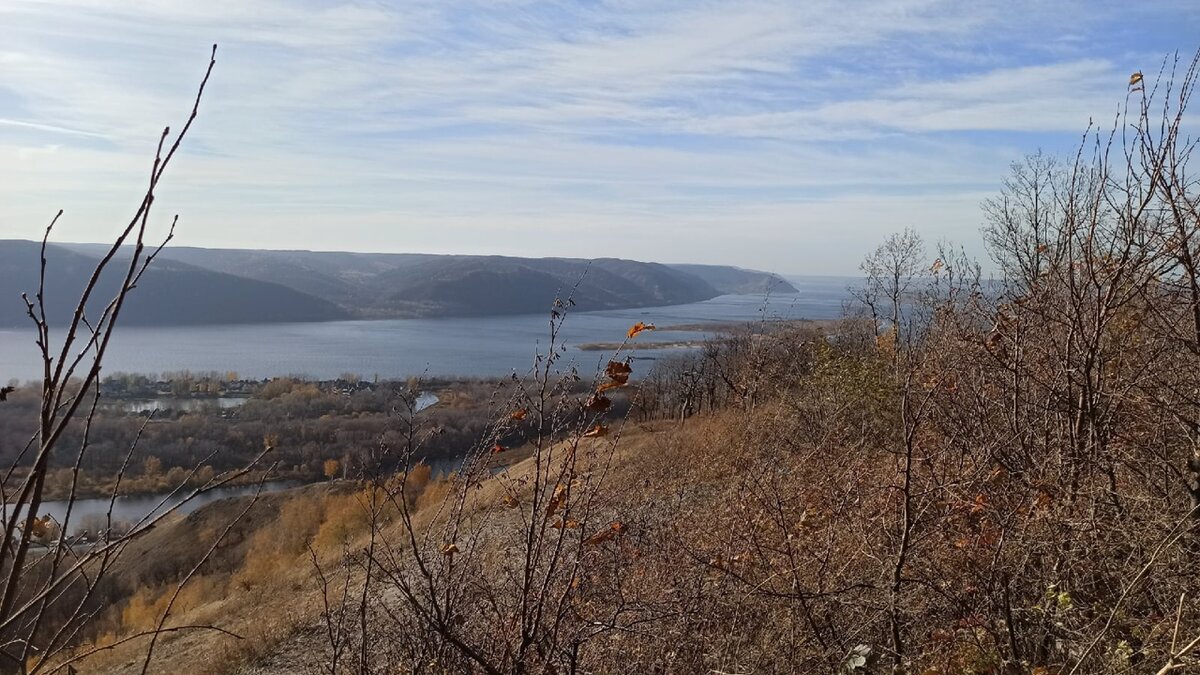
[1,1,1198,275]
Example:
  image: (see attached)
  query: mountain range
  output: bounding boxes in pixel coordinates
[0,241,796,327]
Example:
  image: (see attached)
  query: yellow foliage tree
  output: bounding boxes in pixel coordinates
[323,458,341,480]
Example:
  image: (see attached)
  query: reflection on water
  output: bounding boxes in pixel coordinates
[414,392,438,412]
[7,481,297,536]
[113,392,437,414]
[116,397,246,413]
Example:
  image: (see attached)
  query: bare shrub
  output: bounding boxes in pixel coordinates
[0,45,275,674]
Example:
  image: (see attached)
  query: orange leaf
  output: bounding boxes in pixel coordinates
[584,520,626,546]
[583,424,608,438]
[491,443,507,454]
[29,516,50,539]
[440,543,459,556]
[502,495,520,509]
[545,483,568,518]
[626,322,656,339]
[1129,71,1143,87]
[596,381,625,393]
[510,408,528,421]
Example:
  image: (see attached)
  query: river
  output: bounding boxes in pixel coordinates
[7,481,298,536]
[0,282,852,536]
[109,391,438,414]
[0,280,851,383]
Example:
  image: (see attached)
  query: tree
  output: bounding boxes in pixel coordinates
[323,458,341,480]
[142,455,163,477]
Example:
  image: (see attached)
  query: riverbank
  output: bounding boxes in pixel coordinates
[577,317,835,351]
[577,339,707,351]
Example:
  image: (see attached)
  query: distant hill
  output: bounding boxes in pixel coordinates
[366,255,721,317]
[668,264,797,295]
[9,242,794,325]
[0,240,351,327]
[65,246,746,319]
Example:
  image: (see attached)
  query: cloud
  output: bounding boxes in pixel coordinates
[0,118,109,139]
[0,0,1197,273]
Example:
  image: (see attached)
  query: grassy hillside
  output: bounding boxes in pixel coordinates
[50,299,1200,674]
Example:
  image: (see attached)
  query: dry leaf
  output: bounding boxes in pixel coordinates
[584,529,614,546]
[605,361,632,377]
[440,543,459,556]
[545,483,568,518]
[584,393,611,412]
[502,494,520,509]
[583,424,608,438]
[584,520,626,546]
[510,408,528,421]
[491,442,507,454]
[29,515,50,539]
[626,322,656,339]
[1129,71,1143,86]
[596,381,625,393]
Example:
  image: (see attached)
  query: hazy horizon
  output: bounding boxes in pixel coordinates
[3,237,864,280]
[3,1,1198,274]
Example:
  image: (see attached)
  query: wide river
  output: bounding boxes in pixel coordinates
[0,278,851,382]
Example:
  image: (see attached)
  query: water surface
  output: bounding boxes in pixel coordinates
[8,481,297,536]
[0,282,851,382]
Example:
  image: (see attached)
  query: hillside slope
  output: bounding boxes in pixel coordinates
[0,240,351,327]
[668,263,798,294]
[33,243,797,323]
[64,245,730,319]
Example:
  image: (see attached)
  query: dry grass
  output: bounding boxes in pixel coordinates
[48,419,676,674]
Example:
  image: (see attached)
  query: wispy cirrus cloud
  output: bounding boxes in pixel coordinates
[0,0,1197,273]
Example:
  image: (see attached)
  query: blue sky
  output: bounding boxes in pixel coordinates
[1,0,1198,274]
